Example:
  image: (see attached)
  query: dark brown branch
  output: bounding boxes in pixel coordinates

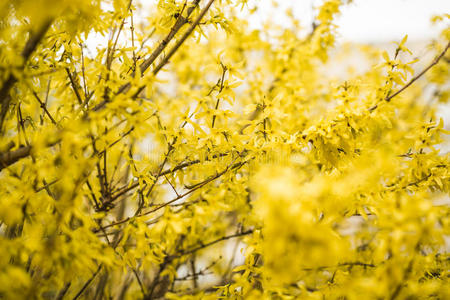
[164,174,180,197]
[72,265,102,300]
[175,229,254,258]
[385,41,450,102]
[0,137,61,172]
[369,41,450,111]
[389,242,420,300]
[0,146,32,171]
[21,20,53,59]
[31,91,57,125]
[212,63,227,128]
[96,159,246,232]
[36,178,59,192]
[132,268,146,297]
[130,7,137,72]
[142,137,177,207]
[0,76,16,130]
[137,0,194,76]
[94,0,200,110]
[124,0,216,100]
[174,258,220,282]
[301,261,376,271]
[110,151,231,202]
[102,1,133,105]
[80,44,89,100]
[55,283,71,300]
[0,112,150,173]
[66,68,83,105]
[151,0,216,76]
[0,19,53,131]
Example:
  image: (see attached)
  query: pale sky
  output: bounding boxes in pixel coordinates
[336,0,449,42]
[89,1,450,49]
[247,0,450,43]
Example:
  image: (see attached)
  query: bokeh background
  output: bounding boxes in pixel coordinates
[247,0,450,125]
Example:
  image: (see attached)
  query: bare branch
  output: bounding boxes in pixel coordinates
[0,19,53,131]
[96,159,246,232]
[94,0,200,111]
[66,68,84,105]
[369,41,450,111]
[385,41,449,102]
[151,0,216,77]
[72,265,102,300]
[0,146,32,171]
[176,230,254,258]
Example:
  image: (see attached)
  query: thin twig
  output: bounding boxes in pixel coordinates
[95,0,198,110]
[80,43,89,100]
[72,265,102,300]
[175,230,254,258]
[151,0,216,76]
[109,151,232,201]
[0,19,53,131]
[96,158,246,232]
[385,41,449,102]
[369,41,450,111]
[31,91,58,125]
[65,68,83,105]
[0,146,32,171]
[212,63,227,128]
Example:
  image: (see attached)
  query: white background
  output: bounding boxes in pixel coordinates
[248,0,449,43]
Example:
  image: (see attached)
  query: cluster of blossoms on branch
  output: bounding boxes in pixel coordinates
[0,0,449,299]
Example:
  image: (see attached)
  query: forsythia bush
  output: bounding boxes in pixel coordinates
[0,0,449,299]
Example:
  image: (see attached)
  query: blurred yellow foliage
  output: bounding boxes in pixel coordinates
[0,0,449,299]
